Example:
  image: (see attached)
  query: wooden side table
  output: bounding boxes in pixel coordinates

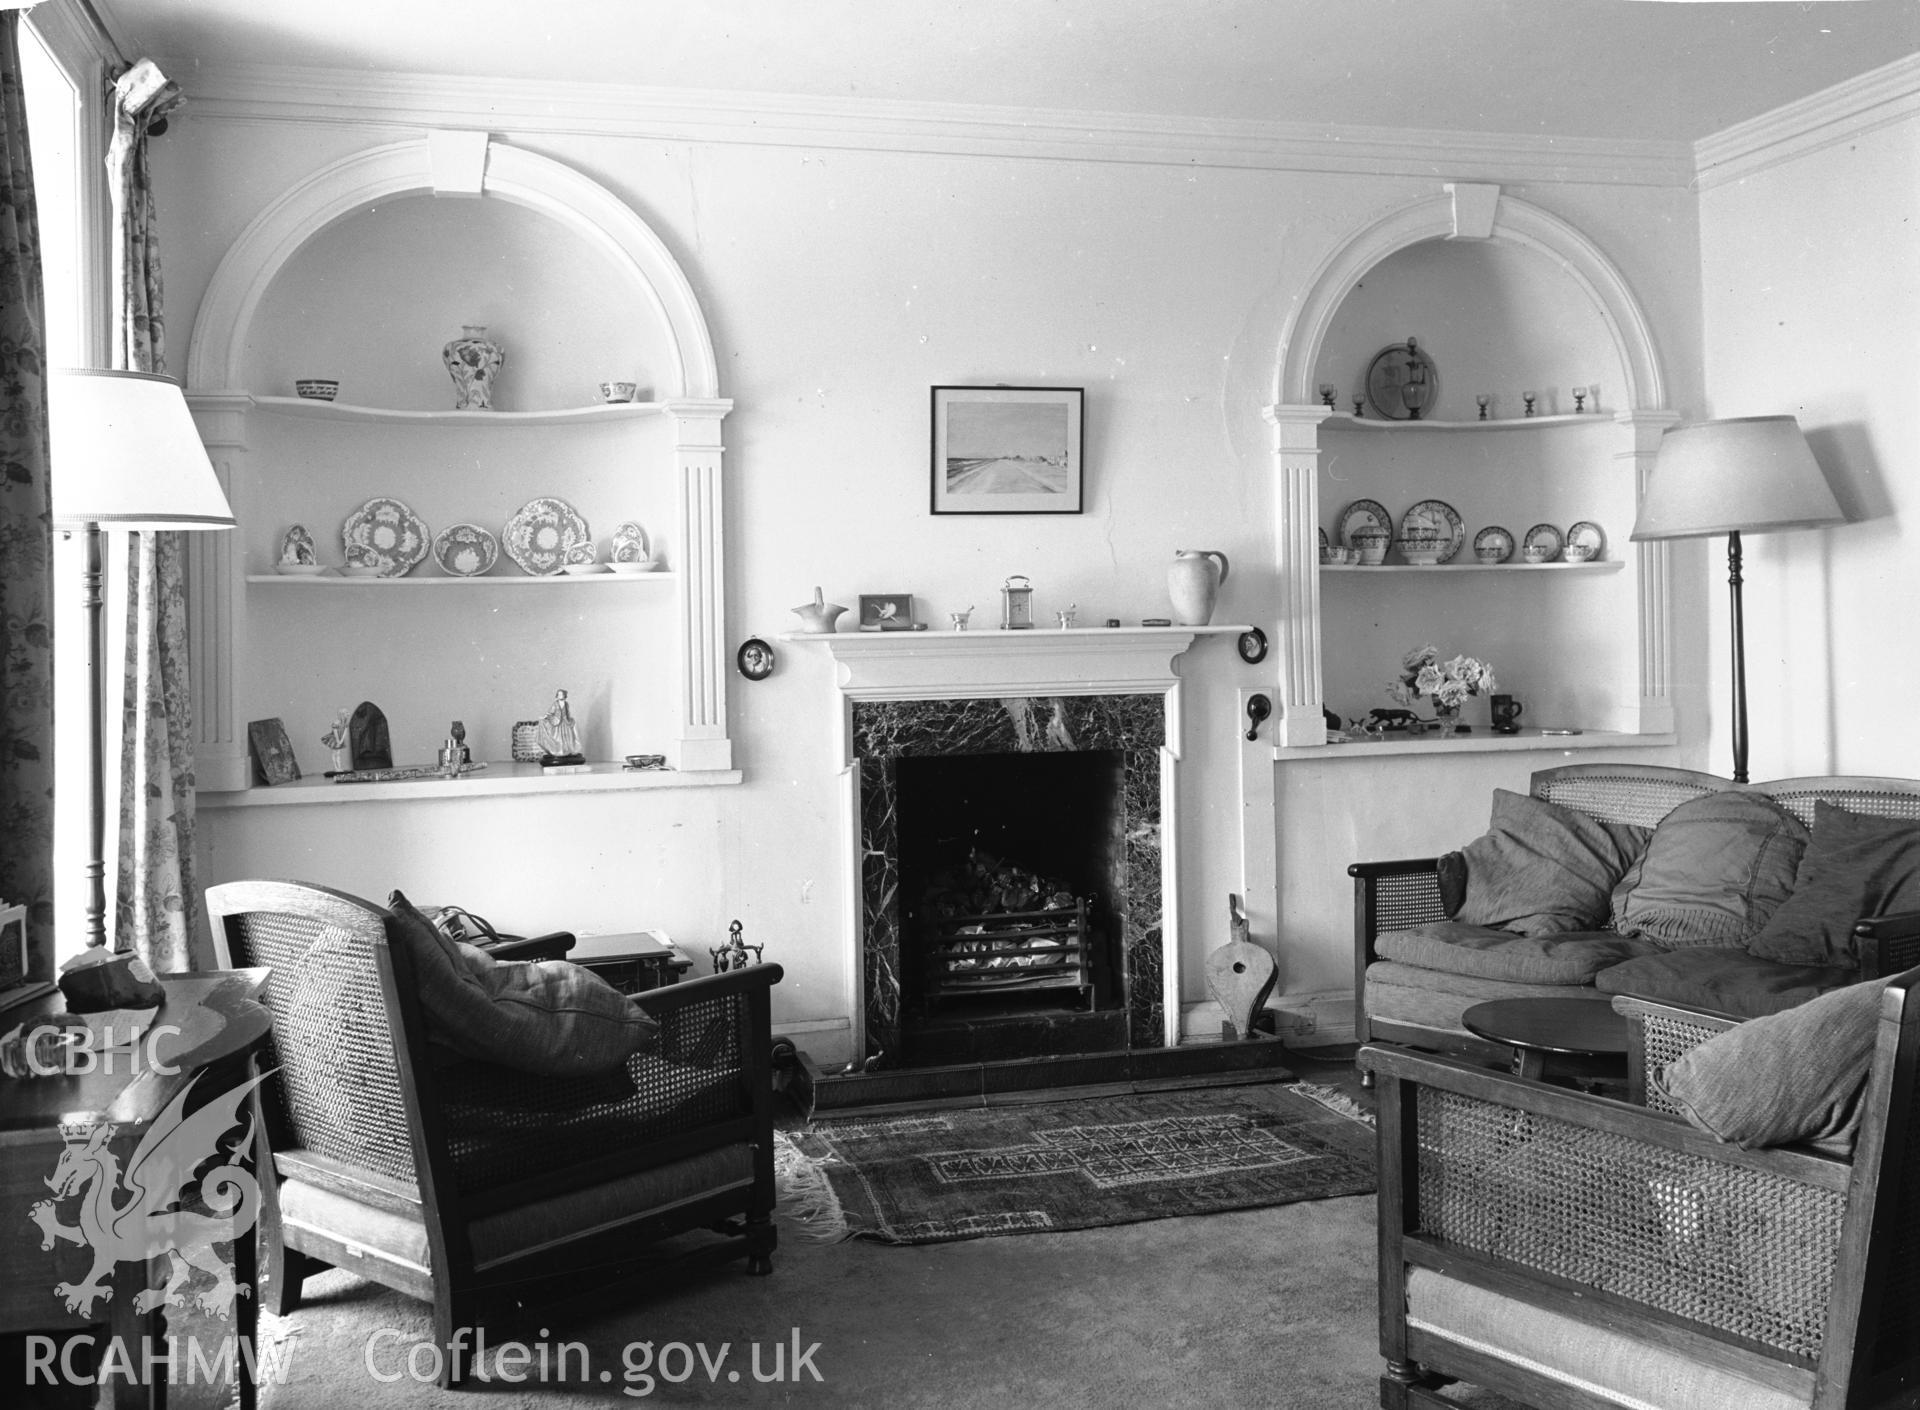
[570,930,692,995]
[1461,996,1630,1083]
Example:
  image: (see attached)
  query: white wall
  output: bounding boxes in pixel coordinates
[1698,110,1920,781]
[170,104,1709,1059]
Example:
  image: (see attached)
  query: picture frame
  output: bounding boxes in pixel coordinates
[858,594,916,631]
[247,717,302,786]
[930,385,1084,515]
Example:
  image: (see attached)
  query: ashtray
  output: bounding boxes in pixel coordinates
[623,754,667,771]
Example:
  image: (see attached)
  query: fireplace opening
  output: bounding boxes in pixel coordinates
[894,749,1129,1064]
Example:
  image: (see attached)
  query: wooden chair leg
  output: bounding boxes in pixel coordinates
[746,1215,776,1276]
[435,1289,479,1388]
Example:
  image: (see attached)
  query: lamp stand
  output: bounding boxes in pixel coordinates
[80,522,109,947]
[1726,529,1749,786]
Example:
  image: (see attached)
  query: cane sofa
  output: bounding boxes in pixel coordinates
[1353,764,1920,1070]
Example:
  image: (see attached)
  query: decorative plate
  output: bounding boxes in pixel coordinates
[503,497,591,576]
[1337,498,1394,548]
[1566,520,1607,561]
[1365,340,1440,421]
[1523,523,1565,562]
[1399,499,1464,562]
[612,521,652,564]
[341,497,429,578]
[432,522,498,577]
[1473,526,1515,563]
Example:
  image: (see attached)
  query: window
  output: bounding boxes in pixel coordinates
[20,15,104,961]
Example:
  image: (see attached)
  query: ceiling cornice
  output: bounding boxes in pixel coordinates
[1694,51,1920,190]
[157,58,1697,189]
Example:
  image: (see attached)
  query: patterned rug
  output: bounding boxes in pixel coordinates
[778,1081,1375,1245]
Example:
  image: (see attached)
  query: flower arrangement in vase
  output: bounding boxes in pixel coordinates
[1387,645,1497,736]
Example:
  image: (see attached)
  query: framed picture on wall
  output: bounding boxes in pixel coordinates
[930,385,1084,515]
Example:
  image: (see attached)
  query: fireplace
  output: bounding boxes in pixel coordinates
[807,625,1217,1072]
[854,693,1165,1067]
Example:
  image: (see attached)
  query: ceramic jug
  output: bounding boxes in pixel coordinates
[1167,549,1230,626]
[790,586,847,634]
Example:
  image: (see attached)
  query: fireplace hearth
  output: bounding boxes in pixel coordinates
[855,692,1165,1067]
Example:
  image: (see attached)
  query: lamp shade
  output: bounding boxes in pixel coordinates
[49,368,235,530]
[1631,415,1842,542]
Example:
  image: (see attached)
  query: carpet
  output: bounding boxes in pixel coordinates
[779,1080,1376,1245]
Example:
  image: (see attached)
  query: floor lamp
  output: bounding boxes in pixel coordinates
[1631,415,1842,785]
[48,368,235,950]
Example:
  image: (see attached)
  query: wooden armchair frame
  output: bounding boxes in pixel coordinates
[1358,966,1920,1410]
[206,879,782,1386]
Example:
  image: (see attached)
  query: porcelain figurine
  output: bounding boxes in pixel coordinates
[791,586,847,634]
[1167,549,1230,626]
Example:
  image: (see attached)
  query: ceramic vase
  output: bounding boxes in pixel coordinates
[443,324,504,410]
[1167,549,1230,626]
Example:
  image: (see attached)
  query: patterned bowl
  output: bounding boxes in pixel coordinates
[294,379,338,401]
[1396,534,1448,565]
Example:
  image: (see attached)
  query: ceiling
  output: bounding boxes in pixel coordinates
[88,0,1920,144]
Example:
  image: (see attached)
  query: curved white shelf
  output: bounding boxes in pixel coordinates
[199,761,742,807]
[1322,412,1612,432]
[1320,560,1623,574]
[246,571,677,586]
[1273,729,1676,762]
[252,394,666,426]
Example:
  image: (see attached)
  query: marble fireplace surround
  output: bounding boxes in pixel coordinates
[801,628,1228,1062]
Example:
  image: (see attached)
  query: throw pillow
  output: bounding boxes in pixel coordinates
[1609,791,1808,949]
[1744,802,1920,971]
[1655,975,1892,1153]
[1451,789,1651,936]
[386,890,659,1076]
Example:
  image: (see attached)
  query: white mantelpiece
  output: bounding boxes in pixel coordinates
[787,623,1246,1056]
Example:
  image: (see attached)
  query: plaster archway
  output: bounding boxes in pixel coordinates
[1274,189,1664,412]
[185,136,719,398]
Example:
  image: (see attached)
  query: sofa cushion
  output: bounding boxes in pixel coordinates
[1609,791,1808,949]
[1451,789,1652,936]
[1364,962,1619,1034]
[386,890,659,1076]
[1655,973,1890,1153]
[1594,945,1851,1018]
[1376,921,1661,986]
[1744,801,1920,970]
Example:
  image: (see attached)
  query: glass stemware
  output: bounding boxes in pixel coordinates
[1522,390,1537,418]
[1475,393,1490,421]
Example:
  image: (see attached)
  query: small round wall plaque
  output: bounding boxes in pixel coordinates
[1236,627,1269,664]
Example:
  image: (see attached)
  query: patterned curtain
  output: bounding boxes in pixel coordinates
[0,12,53,979]
[109,60,204,969]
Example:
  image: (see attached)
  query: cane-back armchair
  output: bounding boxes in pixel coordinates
[206,879,782,1387]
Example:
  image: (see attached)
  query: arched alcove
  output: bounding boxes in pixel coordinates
[1261,185,1676,752]
[184,135,734,793]
[186,136,718,399]
[1275,187,1665,412]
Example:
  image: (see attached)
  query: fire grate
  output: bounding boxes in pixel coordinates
[925,899,1091,1003]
